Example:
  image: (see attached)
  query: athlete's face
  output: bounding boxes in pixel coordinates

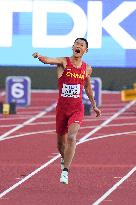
[72,39,88,57]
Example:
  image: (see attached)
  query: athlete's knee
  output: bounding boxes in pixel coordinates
[68,128,78,141]
[68,123,80,137]
[67,134,76,143]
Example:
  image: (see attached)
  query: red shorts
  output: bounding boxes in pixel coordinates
[56,103,84,135]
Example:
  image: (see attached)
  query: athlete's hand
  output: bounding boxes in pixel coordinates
[32,52,40,58]
[93,106,101,117]
[32,52,48,64]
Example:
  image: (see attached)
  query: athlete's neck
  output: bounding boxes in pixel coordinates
[70,56,82,68]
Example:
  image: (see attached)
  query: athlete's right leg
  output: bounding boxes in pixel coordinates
[60,123,80,184]
[56,104,68,159]
[57,133,67,171]
[57,133,67,159]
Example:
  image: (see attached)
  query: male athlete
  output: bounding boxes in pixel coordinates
[32,38,101,185]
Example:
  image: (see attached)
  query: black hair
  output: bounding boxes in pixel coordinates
[74,38,88,48]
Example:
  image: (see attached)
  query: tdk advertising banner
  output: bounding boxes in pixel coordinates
[0,0,136,68]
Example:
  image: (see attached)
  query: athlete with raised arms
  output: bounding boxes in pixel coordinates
[32,38,101,184]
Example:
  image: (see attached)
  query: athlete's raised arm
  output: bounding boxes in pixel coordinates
[84,65,101,117]
[32,52,66,66]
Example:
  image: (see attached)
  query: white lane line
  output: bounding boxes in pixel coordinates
[0,121,56,128]
[0,114,56,121]
[0,102,57,141]
[79,100,136,142]
[92,166,136,205]
[0,130,135,199]
[81,122,136,129]
[0,100,135,198]
[0,155,60,198]
[0,130,56,141]
[1,113,134,122]
[0,121,133,129]
[1,127,136,143]
[83,116,136,121]
[81,122,136,130]
[17,111,45,115]
[77,131,136,146]
[102,103,126,107]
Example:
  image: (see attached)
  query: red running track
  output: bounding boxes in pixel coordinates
[0,90,136,205]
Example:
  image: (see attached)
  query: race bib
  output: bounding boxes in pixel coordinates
[61,84,80,98]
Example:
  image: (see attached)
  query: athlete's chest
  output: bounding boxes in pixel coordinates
[63,66,86,81]
[60,67,85,98]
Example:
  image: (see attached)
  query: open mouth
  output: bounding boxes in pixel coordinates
[75,49,80,53]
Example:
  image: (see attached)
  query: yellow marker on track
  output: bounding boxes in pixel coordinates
[3,103,10,117]
[121,89,136,102]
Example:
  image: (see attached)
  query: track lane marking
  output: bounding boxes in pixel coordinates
[0,130,136,142]
[0,121,136,131]
[92,166,136,205]
[79,100,136,142]
[77,130,136,145]
[0,101,136,198]
[0,120,56,128]
[0,130,56,141]
[0,130,135,199]
[0,111,135,122]
[0,100,135,198]
[0,102,57,141]
[0,155,60,198]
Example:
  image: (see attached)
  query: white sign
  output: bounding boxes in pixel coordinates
[0,0,136,48]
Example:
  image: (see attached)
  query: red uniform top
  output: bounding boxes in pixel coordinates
[58,57,87,108]
[56,57,87,134]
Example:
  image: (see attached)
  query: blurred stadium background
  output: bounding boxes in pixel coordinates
[0,0,136,91]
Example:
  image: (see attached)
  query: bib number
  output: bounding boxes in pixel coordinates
[61,84,80,98]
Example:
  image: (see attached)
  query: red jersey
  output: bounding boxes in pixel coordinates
[56,57,87,134]
[58,57,87,107]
